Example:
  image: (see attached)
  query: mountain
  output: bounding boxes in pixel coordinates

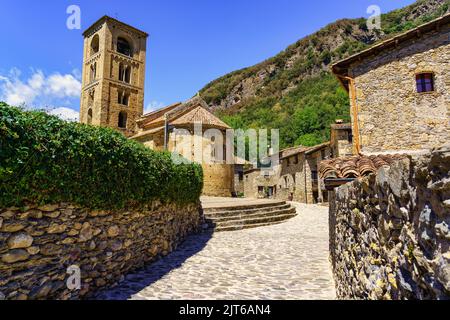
[199,0,449,149]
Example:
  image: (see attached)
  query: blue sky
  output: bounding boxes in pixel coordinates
[0,0,415,120]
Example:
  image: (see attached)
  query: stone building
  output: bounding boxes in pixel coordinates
[278,143,331,204]
[243,168,278,199]
[330,121,353,158]
[332,13,450,155]
[244,142,332,204]
[79,16,148,137]
[132,96,235,197]
[79,17,235,197]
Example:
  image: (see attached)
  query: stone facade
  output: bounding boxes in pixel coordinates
[233,165,245,196]
[333,15,450,155]
[330,122,353,158]
[135,122,235,197]
[132,98,236,197]
[79,16,148,137]
[0,201,201,300]
[244,144,332,204]
[243,169,278,199]
[329,144,450,299]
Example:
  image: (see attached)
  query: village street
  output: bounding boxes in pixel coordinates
[96,203,336,300]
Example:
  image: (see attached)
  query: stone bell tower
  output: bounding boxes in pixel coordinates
[79,16,148,137]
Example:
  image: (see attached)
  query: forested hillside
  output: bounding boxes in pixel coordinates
[200,0,449,148]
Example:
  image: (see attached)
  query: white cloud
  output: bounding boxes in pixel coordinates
[145,100,165,113]
[46,73,81,98]
[48,107,80,122]
[0,68,81,107]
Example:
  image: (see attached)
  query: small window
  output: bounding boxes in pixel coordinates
[90,35,99,56]
[416,73,434,93]
[293,155,298,165]
[118,63,131,84]
[87,108,93,125]
[118,111,127,129]
[118,90,129,106]
[117,37,132,57]
[125,67,131,83]
[311,171,318,181]
[119,63,124,81]
[90,62,97,82]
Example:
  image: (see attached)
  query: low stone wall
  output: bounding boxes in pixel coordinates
[329,145,450,299]
[0,202,202,300]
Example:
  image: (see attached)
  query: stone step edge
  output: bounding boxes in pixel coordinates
[212,212,297,228]
[205,207,297,223]
[214,218,294,232]
[202,201,287,213]
[203,204,292,218]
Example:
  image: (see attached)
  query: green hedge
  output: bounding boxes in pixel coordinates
[0,103,203,209]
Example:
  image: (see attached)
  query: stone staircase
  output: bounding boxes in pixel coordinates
[203,200,297,232]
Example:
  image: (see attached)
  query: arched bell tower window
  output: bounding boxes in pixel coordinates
[90,62,97,82]
[117,37,132,57]
[125,66,131,83]
[87,108,93,125]
[118,63,131,84]
[118,90,130,106]
[118,111,127,129]
[90,34,100,55]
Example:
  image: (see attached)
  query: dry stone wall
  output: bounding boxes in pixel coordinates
[0,201,202,300]
[329,144,450,299]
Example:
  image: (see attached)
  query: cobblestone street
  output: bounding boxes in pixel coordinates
[96,203,336,300]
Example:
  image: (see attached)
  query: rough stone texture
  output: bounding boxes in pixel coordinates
[349,25,449,154]
[329,144,450,299]
[0,202,202,300]
[95,203,336,300]
[79,17,147,137]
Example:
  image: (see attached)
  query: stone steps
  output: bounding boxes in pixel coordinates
[203,201,286,213]
[204,204,292,219]
[203,200,297,232]
[214,216,296,232]
[206,207,296,223]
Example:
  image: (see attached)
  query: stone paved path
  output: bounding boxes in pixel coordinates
[96,203,336,300]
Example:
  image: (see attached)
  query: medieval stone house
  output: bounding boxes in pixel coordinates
[332,13,449,156]
[79,16,235,197]
[244,142,331,204]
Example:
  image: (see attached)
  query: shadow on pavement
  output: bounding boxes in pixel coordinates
[94,230,214,300]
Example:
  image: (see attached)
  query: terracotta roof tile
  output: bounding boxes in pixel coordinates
[319,154,408,179]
